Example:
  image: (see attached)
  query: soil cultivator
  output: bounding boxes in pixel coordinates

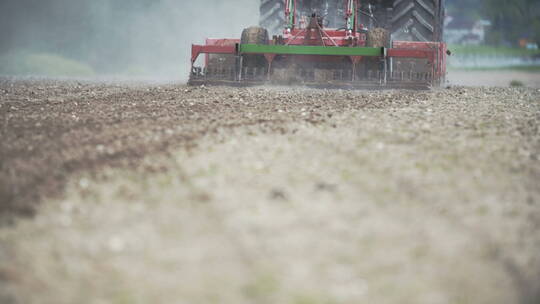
[189,0,447,89]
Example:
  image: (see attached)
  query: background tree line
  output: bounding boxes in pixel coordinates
[447,0,540,46]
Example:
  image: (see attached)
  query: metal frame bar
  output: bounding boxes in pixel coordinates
[191,45,236,64]
[191,44,442,65]
[387,48,434,59]
[239,44,383,57]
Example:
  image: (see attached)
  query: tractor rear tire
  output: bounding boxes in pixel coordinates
[241,27,269,68]
[259,0,285,35]
[241,26,270,45]
[364,28,390,79]
[390,0,444,42]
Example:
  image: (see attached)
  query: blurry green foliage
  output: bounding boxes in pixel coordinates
[446,0,540,46]
[0,51,95,77]
[482,0,540,45]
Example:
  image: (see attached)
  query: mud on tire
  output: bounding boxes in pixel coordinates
[367,28,391,48]
[241,27,269,68]
[241,26,269,45]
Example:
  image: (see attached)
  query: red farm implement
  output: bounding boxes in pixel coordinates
[189,0,447,90]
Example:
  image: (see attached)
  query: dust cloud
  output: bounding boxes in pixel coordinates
[0,0,259,81]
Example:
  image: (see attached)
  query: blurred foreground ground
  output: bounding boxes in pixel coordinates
[0,79,539,304]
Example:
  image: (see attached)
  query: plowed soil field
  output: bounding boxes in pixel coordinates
[1,78,539,304]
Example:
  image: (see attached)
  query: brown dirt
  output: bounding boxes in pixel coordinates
[0,77,539,304]
[0,78,401,222]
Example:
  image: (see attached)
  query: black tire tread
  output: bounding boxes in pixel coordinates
[259,0,285,35]
[391,0,444,42]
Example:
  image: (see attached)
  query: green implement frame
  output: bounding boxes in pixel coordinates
[238,44,385,57]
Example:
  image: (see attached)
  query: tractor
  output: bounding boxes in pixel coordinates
[189,0,447,89]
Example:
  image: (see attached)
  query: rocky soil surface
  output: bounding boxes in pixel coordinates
[0,78,539,304]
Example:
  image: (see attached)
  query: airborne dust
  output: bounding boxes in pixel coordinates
[0,0,259,80]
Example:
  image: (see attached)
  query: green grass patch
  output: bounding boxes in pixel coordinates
[448,44,540,57]
[0,51,95,77]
